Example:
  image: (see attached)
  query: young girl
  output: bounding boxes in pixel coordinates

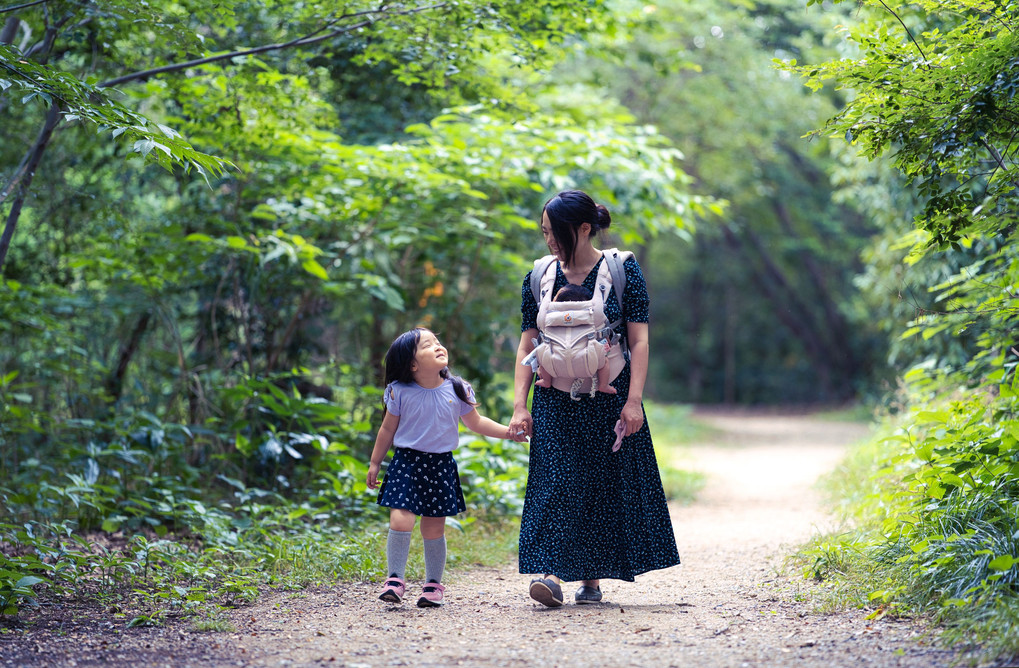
[367,327,517,607]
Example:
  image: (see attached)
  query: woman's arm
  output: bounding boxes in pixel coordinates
[509,328,538,438]
[367,411,400,490]
[461,408,514,440]
[620,321,649,437]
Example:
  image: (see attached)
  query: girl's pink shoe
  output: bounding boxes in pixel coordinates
[416,580,445,608]
[378,576,406,603]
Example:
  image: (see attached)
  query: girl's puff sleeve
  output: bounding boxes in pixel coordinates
[459,382,478,416]
[383,382,401,416]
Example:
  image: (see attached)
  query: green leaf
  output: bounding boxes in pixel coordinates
[987,555,1015,571]
[301,259,329,280]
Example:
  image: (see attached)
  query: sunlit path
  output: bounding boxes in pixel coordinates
[220,411,958,667]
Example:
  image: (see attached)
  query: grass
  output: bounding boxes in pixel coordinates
[658,466,705,505]
[645,401,719,446]
[645,401,710,505]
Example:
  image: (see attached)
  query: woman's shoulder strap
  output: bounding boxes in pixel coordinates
[601,248,634,311]
[530,254,557,304]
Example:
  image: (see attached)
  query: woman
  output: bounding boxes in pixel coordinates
[510,190,681,607]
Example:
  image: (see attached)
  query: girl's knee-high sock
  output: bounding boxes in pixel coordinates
[387,529,412,579]
[423,536,446,583]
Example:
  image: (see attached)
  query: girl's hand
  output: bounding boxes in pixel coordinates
[620,398,644,437]
[507,426,528,442]
[510,407,533,440]
[367,461,381,490]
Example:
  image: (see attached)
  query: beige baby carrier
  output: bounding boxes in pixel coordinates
[528,249,633,400]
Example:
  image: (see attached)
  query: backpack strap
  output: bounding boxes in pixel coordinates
[530,254,558,306]
[602,248,629,314]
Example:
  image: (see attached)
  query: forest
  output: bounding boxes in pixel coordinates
[1,0,1017,661]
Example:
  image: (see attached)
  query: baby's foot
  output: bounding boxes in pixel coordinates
[535,377,553,388]
[598,384,617,395]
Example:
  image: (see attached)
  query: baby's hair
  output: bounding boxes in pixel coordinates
[382,328,476,406]
[554,283,592,303]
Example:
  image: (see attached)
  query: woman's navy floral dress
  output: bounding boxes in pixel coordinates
[518,255,681,582]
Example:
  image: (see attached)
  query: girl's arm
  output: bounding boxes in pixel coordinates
[367,411,400,490]
[509,328,538,438]
[461,408,514,440]
[620,321,649,437]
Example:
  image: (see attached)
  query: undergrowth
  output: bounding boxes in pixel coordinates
[797,375,1019,666]
[0,395,702,627]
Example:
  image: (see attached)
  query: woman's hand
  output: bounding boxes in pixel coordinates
[620,398,644,437]
[367,461,381,490]
[510,406,533,440]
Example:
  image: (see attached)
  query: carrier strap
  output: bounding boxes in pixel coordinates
[530,249,628,313]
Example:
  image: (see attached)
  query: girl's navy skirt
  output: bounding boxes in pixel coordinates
[377,448,466,517]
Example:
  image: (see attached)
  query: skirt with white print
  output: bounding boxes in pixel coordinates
[377,448,467,517]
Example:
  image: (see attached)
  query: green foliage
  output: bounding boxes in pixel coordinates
[0,0,707,630]
[797,0,1019,247]
[565,0,886,403]
[789,3,1019,660]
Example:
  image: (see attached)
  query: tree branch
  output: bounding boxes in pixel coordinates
[0,0,49,15]
[980,137,1019,191]
[99,2,449,89]
[877,0,929,65]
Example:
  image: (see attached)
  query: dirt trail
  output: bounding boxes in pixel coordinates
[216,410,958,667]
[3,411,963,667]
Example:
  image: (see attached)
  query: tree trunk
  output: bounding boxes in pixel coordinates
[0,103,61,275]
[770,198,857,385]
[721,224,837,398]
[104,311,152,403]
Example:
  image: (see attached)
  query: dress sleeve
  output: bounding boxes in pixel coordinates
[623,256,650,324]
[383,382,402,416]
[521,270,538,332]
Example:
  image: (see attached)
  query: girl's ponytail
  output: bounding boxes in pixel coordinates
[442,367,478,407]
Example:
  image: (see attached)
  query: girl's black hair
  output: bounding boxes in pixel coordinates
[541,189,612,268]
[382,328,476,406]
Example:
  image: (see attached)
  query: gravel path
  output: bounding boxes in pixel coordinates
[2,410,962,667]
[219,410,959,667]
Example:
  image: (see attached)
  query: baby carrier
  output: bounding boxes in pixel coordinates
[527,249,633,400]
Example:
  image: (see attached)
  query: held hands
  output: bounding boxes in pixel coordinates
[507,425,528,443]
[367,461,381,490]
[509,407,533,441]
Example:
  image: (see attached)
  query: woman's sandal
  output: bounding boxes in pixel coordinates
[529,577,564,607]
[574,584,603,604]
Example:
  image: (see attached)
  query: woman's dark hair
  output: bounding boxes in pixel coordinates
[541,189,612,268]
[382,328,476,406]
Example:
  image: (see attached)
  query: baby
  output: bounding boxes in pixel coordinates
[532,283,617,395]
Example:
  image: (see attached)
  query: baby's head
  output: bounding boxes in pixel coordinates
[554,283,592,303]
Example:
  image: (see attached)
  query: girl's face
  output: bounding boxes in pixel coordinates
[411,330,448,376]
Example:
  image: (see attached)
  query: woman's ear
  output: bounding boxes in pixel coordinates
[579,222,592,239]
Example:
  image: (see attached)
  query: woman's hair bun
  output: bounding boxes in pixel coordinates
[595,204,611,231]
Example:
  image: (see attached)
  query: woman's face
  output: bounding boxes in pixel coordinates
[541,212,562,261]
